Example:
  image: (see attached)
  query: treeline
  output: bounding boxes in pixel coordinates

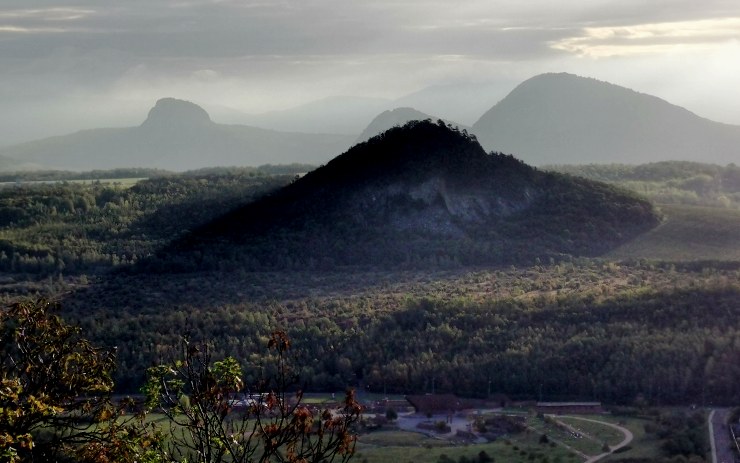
[0,167,170,183]
[63,261,740,404]
[0,170,294,276]
[546,161,740,208]
[0,164,316,183]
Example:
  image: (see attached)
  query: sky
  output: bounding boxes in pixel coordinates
[1,0,740,145]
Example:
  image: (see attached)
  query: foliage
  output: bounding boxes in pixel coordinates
[61,260,740,405]
[0,299,116,462]
[643,410,708,460]
[143,331,362,463]
[1,300,361,463]
[0,170,293,277]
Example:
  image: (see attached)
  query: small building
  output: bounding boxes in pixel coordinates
[406,394,461,415]
[406,394,486,415]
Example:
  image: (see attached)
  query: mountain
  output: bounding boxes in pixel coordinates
[355,107,469,144]
[394,80,514,125]
[151,120,659,271]
[240,96,393,135]
[0,98,355,171]
[472,73,740,165]
[239,83,510,136]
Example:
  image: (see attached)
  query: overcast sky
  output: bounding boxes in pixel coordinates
[1,0,740,144]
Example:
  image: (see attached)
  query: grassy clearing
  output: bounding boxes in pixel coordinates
[556,417,625,447]
[575,415,663,462]
[357,430,448,447]
[67,177,146,187]
[608,204,740,261]
[355,428,580,463]
[527,416,604,456]
[0,177,147,188]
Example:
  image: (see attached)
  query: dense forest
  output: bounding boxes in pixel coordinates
[60,260,740,405]
[0,168,296,277]
[0,152,738,408]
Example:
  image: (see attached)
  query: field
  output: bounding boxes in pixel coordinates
[354,428,579,463]
[608,203,740,261]
[0,177,146,188]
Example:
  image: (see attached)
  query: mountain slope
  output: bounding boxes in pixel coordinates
[472,73,740,165]
[0,98,355,171]
[0,153,39,172]
[152,120,659,271]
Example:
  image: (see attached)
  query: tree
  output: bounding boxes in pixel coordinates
[143,331,362,463]
[0,299,116,462]
[1,300,361,463]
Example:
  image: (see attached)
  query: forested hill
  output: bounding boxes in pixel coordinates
[146,120,659,272]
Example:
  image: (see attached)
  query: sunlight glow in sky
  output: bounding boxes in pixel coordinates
[1,1,739,144]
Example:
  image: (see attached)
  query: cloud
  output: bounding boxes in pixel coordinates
[0,7,96,21]
[551,17,740,57]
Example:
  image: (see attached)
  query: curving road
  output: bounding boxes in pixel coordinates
[553,416,634,463]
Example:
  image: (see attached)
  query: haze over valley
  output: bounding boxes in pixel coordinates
[2,73,739,171]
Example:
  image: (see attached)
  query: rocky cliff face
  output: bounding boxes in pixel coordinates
[350,175,540,237]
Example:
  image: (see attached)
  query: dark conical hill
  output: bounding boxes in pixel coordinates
[155,120,659,271]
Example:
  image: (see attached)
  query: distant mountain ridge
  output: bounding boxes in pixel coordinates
[239,96,393,135]
[152,120,659,271]
[0,98,355,171]
[4,73,738,172]
[471,72,740,165]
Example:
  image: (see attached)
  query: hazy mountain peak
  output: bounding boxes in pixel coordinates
[355,107,435,143]
[141,98,212,128]
[471,72,740,165]
[356,107,470,144]
[0,96,355,171]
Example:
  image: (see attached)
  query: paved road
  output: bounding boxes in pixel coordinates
[709,408,737,463]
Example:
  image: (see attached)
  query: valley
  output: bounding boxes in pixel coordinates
[1,81,738,463]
